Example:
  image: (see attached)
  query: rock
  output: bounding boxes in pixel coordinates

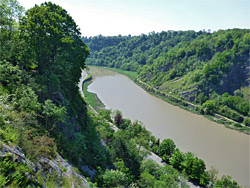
[79,165,96,180]
[0,143,89,187]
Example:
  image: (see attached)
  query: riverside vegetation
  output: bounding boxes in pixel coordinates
[83,29,250,133]
[0,0,244,187]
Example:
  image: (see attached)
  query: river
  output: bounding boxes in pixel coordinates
[87,67,250,187]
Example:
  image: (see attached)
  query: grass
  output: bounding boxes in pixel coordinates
[105,67,138,80]
[88,65,138,81]
[82,80,105,110]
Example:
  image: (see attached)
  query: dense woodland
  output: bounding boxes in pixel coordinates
[0,0,245,187]
[83,29,250,125]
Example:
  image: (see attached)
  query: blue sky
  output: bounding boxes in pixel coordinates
[18,0,250,37]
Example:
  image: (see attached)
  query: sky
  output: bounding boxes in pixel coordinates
[17,0,250,37]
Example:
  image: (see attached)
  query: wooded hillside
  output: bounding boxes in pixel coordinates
[83,29,250,124]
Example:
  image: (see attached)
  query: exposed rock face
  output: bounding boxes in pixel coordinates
[0,142,89,188]
[180,89,197,102]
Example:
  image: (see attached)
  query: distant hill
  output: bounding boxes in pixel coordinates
[83,29,250,123]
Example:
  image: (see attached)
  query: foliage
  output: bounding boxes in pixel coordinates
[102,169,126,188]
[214,175,240,188]
[114,110,123,128]
[169,148,185,170]
[202,100,216,115]
[139,162,180,188]
[19,2,89,85]
[158,138,176,161]
[243,117,250,126]
[42,99,66,130]
[109,131,143,178]
[0,155,36,187]
[19,130,57,161]
[207,166,218,187]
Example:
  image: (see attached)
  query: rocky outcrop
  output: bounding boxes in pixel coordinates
[0,142,89,188]
[180,89,197,102]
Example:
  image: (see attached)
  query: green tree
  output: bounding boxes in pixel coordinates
[207,166,218,187]
[158,139,176,161]
[140,159,160,177]
[19,2,89,85]
[102,169,126,188]
[139,172,155,188]
[202,100,216,115]
[170,148,185,170]
[114,111,123,128]
[190,158,206,181]
[214,175,240,188]
[110,132,142,178]
[243,117,250,126]
[42,99,66,130]
[114,158,134,185]
[0,0,24,63]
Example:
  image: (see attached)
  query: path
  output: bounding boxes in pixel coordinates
[78,70,88,97]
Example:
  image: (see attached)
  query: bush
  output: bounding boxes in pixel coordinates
[158,139,176,161]
[243,117,250,126]
[170,148,185,170]
[214,175,240,188]
[102,169,126,188]
[20,130,57,161]
[202,100,216,115]
[0,155,34,187]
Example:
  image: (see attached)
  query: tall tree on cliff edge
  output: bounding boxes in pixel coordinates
[19,2,89,99]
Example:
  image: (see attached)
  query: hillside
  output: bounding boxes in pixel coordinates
[83,29,250,126]
[0,1,107,187]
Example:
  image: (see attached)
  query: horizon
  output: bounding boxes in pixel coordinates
[18,0,250,37]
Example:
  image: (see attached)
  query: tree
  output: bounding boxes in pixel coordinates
[207,166,218,187]
[158,139,176,161]
[114,111,123,127]
[139,172,156,187]
[114,158,134,185]
[190,158,206,181]
[19,2,89,85]
[202,100,216,115]
[181,152,194,176]
[234,89,243,97]
[140,159,160,176]
[102,169,126,188]
[110,132,142,178]
[214,175,240,188]
[42,99,66,130]
[0,0,24,64]
[243,117,250,126]
[170,148,185,170]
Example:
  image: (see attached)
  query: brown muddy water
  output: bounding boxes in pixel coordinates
[87,67,250,187]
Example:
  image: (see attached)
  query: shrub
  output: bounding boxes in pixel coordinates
[243,117,250,126]
[158,139,176,161]
[20,130,57,161]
